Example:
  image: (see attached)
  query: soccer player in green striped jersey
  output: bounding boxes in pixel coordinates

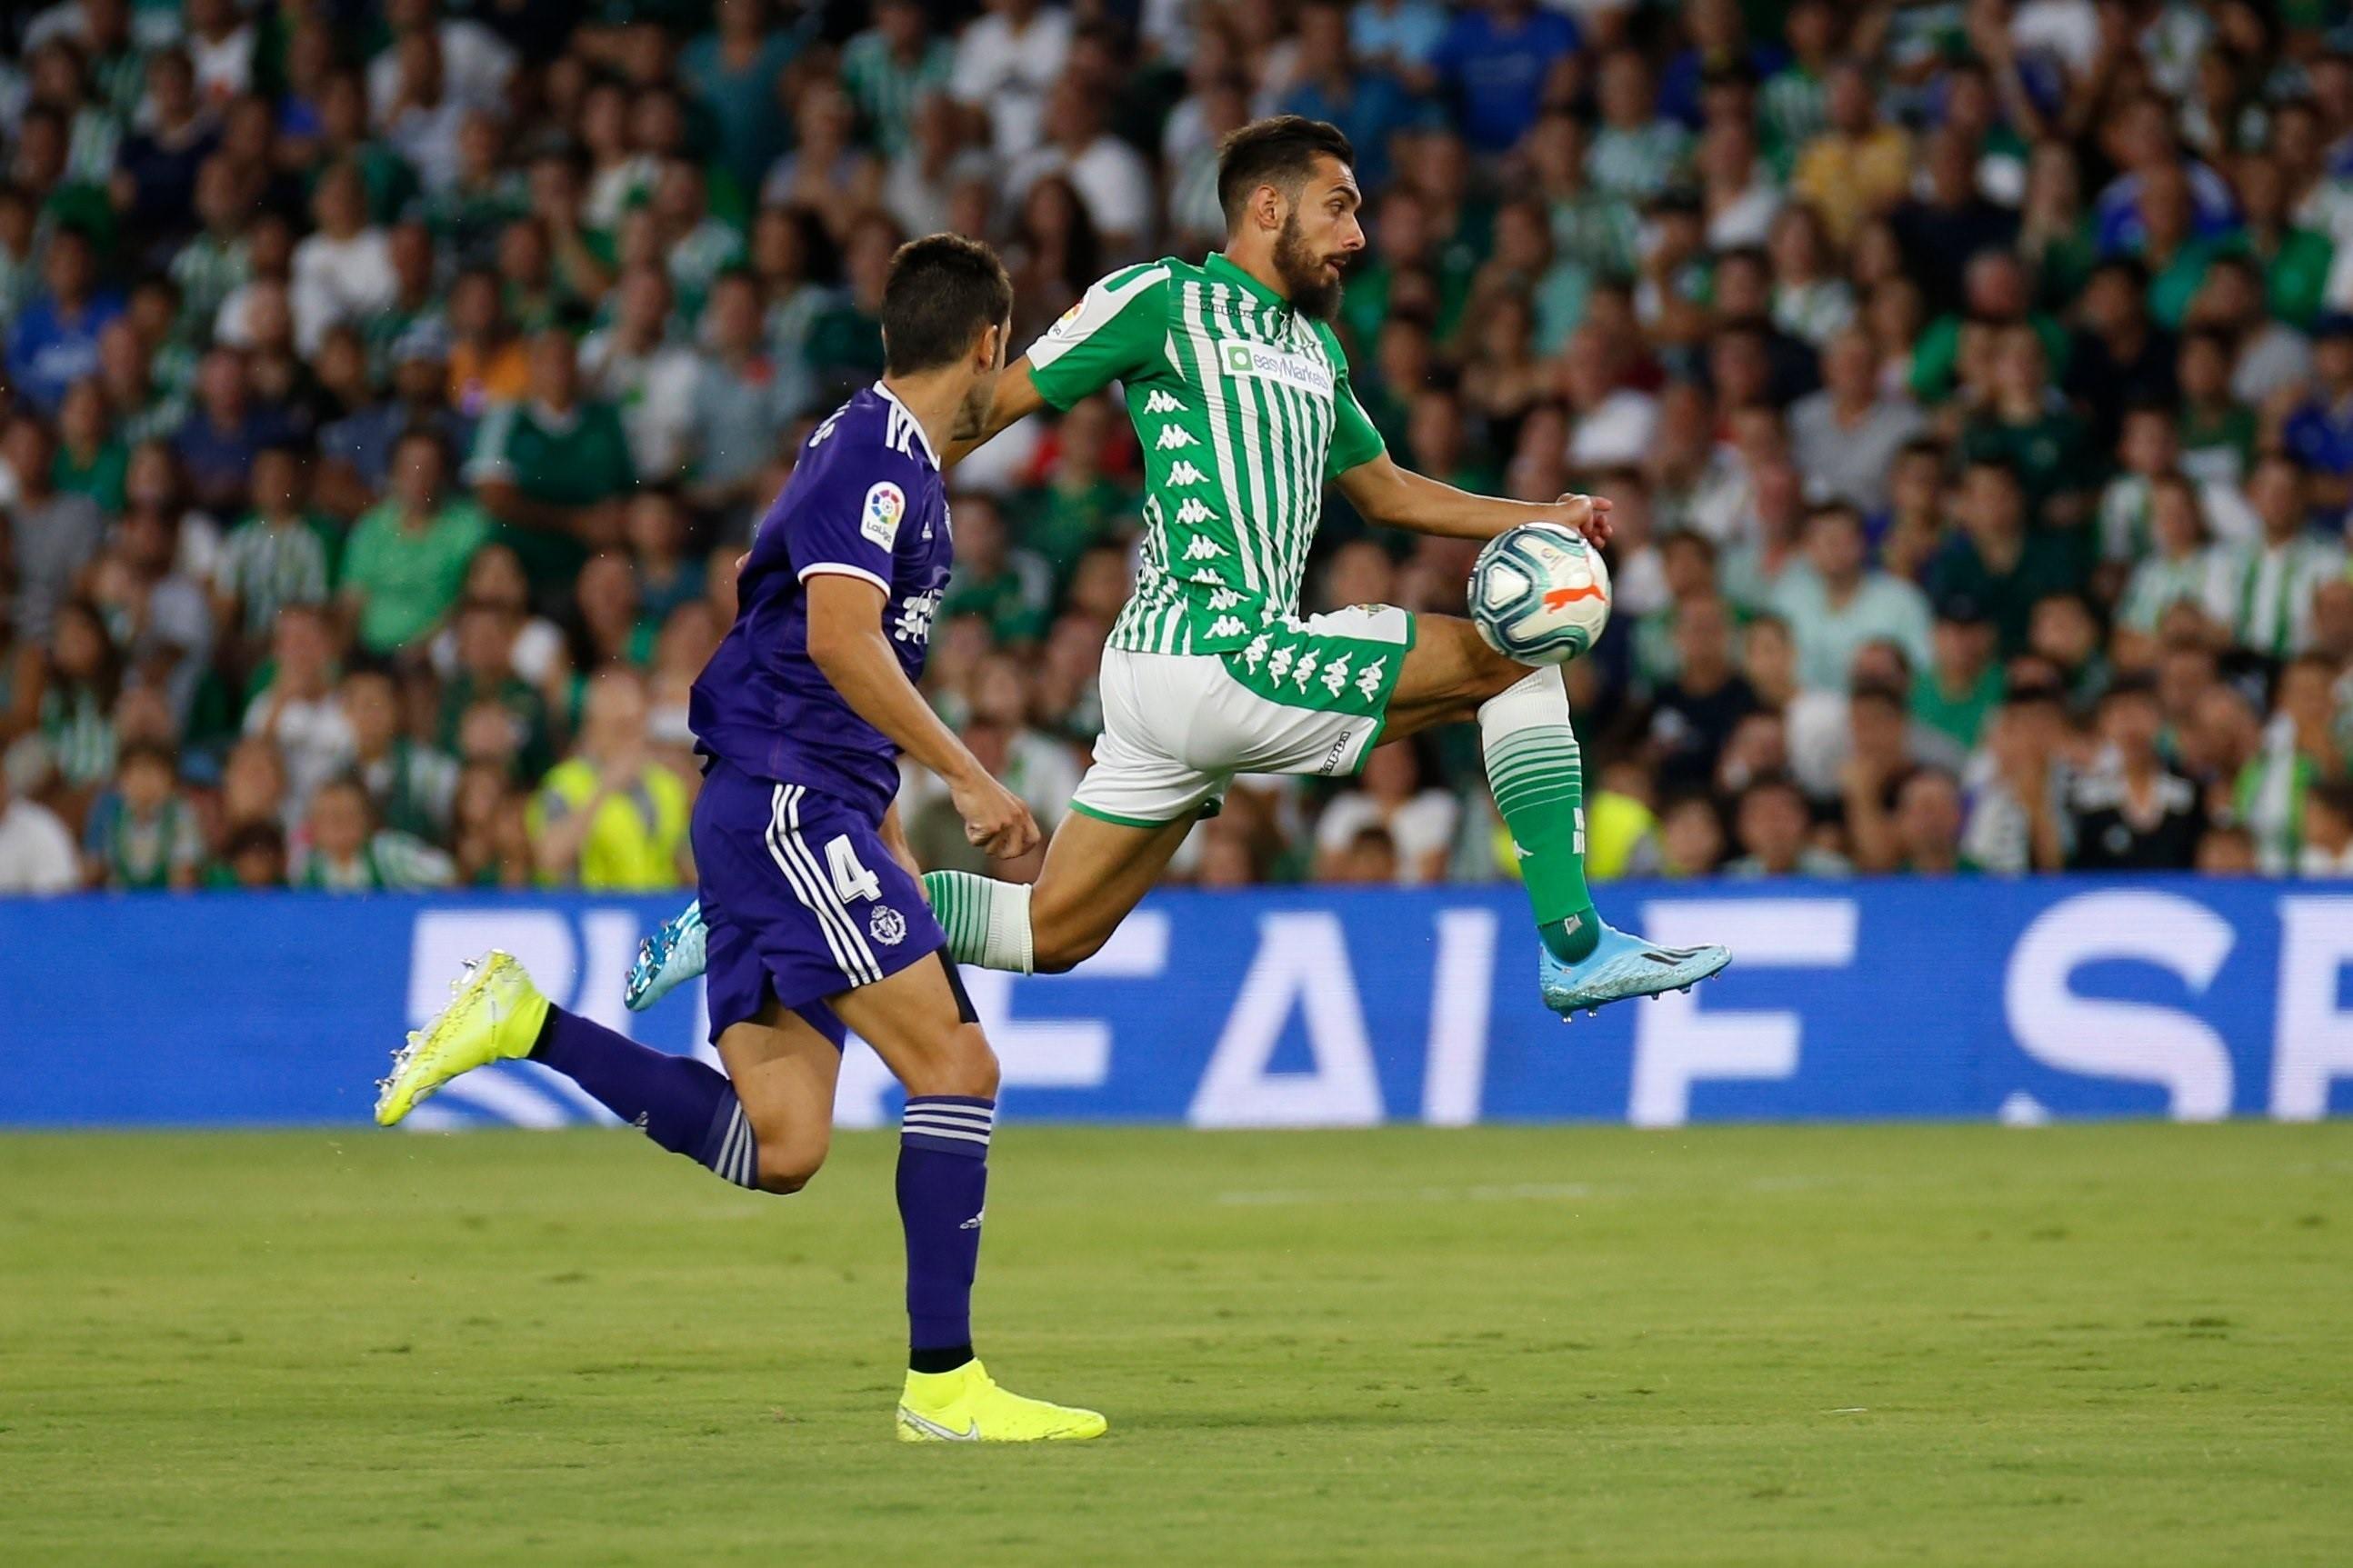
[631,116,1727,1022]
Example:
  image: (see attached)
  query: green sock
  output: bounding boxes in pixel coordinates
[1480,668,1600,964]
[920,870,1035,974]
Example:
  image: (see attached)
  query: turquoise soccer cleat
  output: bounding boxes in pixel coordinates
[1540,922,1730,1019]
[625,899,708,1012]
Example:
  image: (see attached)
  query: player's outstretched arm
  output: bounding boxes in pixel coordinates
[939,355,1049,470]
[1335,452,1614,549]
[804,573,1039,859]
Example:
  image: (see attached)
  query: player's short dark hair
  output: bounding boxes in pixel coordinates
[1216,115,1356,226]
[880,234,1013,375]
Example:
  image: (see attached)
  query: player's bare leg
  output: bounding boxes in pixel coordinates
[829,954,1106,1443]
[712,1004,844,1193]
[1376,612,1530,739]
[1025,812,1195,973]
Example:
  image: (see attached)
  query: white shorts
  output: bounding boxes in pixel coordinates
[1070,604,1417,827]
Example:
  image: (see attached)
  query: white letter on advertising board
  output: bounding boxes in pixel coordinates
[2003,891,2233,1121]
[2272,895,2353,1120]
[1628,899,1858,1128]
[1190,913,1383,1128]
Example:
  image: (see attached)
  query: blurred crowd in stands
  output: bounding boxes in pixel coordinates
[6,0,2353,897]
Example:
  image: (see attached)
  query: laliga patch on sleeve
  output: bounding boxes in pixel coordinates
[861,481,906,548]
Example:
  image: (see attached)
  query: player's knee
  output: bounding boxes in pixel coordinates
[753,1134,827,1195]
[1031,925,1105,974]
[1028,895,1113,974]
[1465,640,1533,705]
[1427,614,1532,713]
[900,1023,999,1099]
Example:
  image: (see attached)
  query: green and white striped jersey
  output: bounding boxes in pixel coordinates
[1024,254,1387,657]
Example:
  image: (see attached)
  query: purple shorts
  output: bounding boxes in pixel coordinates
[692,759,946,1047]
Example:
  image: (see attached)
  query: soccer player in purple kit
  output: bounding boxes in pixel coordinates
[373,235,1107,1443]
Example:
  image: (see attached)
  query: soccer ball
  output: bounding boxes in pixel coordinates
[1466,523,1612,665]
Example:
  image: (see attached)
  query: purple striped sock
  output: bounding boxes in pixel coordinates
[897,1095,994,1353]
[530,1007,758,1188]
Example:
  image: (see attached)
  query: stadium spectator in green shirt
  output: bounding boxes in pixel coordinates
[341,427,491,655]
[1009,394,1137,575]
[1908,251,2068,405]
[941,492,1053,646]
[1958,325,2095,526]
[51,377,127,514]
[292,774,456,891]
[438,599,557,783]
[839,0,953,160]
[2148,154,2332,331]
[1912,599,2008,753]
[683,0,806,192]
[464,329,636,603]
[212,444,334,673]
[1927,460,2091,658]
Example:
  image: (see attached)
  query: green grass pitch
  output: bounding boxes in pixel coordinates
[3,1122,2348,1565]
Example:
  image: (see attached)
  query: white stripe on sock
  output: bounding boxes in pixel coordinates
[904,1114,995,1136]
[719,1104,752,1186]
[905,1104,995,1126]
[901,1124,991,1145]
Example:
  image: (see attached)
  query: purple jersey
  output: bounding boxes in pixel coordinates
[690,385,951,821]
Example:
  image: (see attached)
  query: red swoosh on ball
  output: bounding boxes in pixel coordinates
[1542,584,1606,609]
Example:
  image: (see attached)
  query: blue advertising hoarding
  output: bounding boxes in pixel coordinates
[2,878,2349,1130]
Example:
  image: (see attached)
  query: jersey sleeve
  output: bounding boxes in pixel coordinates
[786,446,926,594]
[1321,329,1387,477]
[1024,264,1171,410]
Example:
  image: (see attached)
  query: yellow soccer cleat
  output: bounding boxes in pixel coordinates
[895,1361,1108,1443]
[373,950,551,1127]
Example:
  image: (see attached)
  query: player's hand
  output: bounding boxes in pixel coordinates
[1543,492,1613,549]
[951,770,1040,860]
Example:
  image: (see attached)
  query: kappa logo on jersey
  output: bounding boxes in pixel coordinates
[862,482,906,547]
[1167,460,1208,485]
[1175,498,1217,526]
[1183,535,1227,561]
[1356,656,1387,701]
[1320,652,1353,696]
[1216,338,1335,399]
[1207,587,1244,610]
[869,905,907,946]
[1143,389,1185,414]
[1155,426,1199,451]
[892,587,942,644]
[1207,614,1248,638]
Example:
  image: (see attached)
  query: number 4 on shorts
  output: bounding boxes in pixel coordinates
[826,834,882,903]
